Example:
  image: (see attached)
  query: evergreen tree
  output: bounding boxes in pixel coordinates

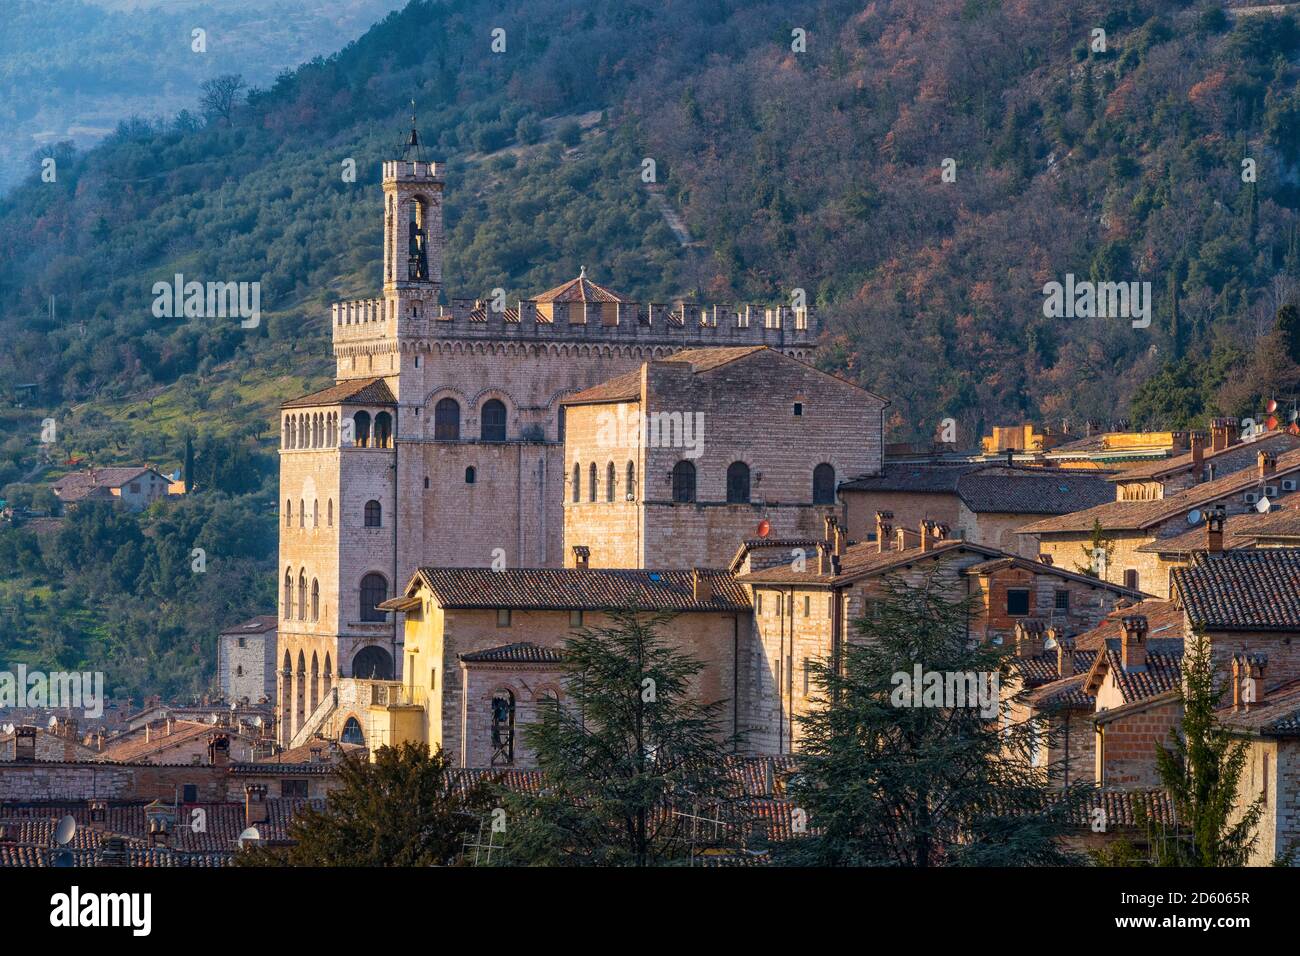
[236,742,491,866]
[1151,630,1261,866]
[773,574,1086,866]
[1276,302,1300,366]
[499,608,741,866]
[1075,518,1115,578]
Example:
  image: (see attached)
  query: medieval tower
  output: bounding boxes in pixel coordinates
[276,135,818,744]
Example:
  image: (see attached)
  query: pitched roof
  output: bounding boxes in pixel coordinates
[1173,548,1300,631]
[1087,638,1183,705]
[1110,431,1300,482]
[459,642,566,665]
[561,346,770,406]
[1218,679,1300,736]
[1020,446,1300,534]
[960,555,1145,598]
[412,567,750,611]
[1133,511,1275,555]
[1024,673,1094,711]
[96,721,254,764]
[1231,508,1300,541]
[219,615,278,636]
[51,467,169,502]
[839,464,1112,515]
[281,377,395,409]
[534,273,629,303]
[1071,599,1183,652]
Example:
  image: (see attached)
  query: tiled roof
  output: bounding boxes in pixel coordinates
[956,471,1113,515]
[1024,673,1094,711]
[1218,679,1300,736]
[534,273,629,303]
[1231,508,1300,541]
[459,642,566,665]
[414,567,750,611]
[739,538,1004,586]
[51,467,168,502]
[96,721,254,764]
[728,538,827,573]
[1078,788,1176,828]
[1174,548,1300,631]
[281,377,395,409]
[219,614,278,636]
[961,555,1145,597]
[1092,638,1184,704]
[1071,599,1182,652]
[1111,431,1300,482]
[839,461,991,493]
[1020,446,1300,534]
[1010,651,1098,688]
[562,345,771,406]
[1134,511,1278,555]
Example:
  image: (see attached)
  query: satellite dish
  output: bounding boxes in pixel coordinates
[1258,497,1272,514]
[54,815,77,846]
[2,723,14,735]
[1187,509,1203,525]
[252,717,263,728]
[208,714,219,724]
[48,716,58,729]
[237,826,261,847]
[51,849,75,868]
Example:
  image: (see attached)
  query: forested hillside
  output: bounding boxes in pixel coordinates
[3,0,1300,699]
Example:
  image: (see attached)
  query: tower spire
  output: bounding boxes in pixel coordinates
[401,98,424,161]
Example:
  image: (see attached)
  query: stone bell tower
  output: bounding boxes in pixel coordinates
[382,119,444,319]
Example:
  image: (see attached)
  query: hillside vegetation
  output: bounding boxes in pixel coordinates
[3,0,1300,698]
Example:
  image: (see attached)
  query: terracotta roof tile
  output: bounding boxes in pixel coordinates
[415,567,750,611]
[282,377,395,409]
[1174,548,1300,631]
[534,274,629,303]
[1111,431,1300,482]
[459,642,566,665]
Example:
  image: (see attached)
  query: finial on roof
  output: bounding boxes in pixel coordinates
[401,98,424,161]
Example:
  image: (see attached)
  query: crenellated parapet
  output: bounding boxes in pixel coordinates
[331,295,817,349]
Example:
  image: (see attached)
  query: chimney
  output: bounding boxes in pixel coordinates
[1013,621,1045,658]
[89,800,107,824]
[895,527,907,552]
[1231,654,1245,712]
[14,726,36,762]
[1120,615,1148,671]
[1190,432,1204,469]
[1259,451,1277,478]
[145,723,151,743]
[166,716,175,736]
[245,784,270,826]
[875,511,893,554]
[1054,632,1076,678]
[571,545,590,570]
[208,732,231,766]
[1210,417,1238,453]
[817,542,832,575]
[691,568,712,603]
[823,514,838,545]
[920,520,932,552]
[1245,655,1267,711]
[1207,506,1226,554]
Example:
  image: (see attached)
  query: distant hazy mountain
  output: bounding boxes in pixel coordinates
[0,0,404,194]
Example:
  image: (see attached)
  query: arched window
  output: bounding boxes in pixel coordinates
[341,717,365,745]
[408,196,429,281]
[360,573,388,622]
[465,466,476,484]
[626,461,636,501]
[312,499,319,528]
[572,463,581,503]
[364,499,382,527]
[727,462,751,504]
[282,419,290,449]
[557,405,566,442]
[283,569,293,619]
[374,411,393,449]
[606,462,616,502]
[481,399,507,442]
[353,410,371,448]
[813,463,836,504]
[311,579,320,622]
[285,500,292,528]
[299,499,305,529]
[672,461,696,504]
[353,645,393,680]
[589,462,598,502]
[434,398,461,440]
[491,690,516,766]
[327,499,333,527]
[298,571,307,621]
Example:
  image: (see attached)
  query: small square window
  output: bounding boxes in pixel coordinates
[1006,589,1030,616]
[1054,590,1069,611]
[496,609,512,627]
[793,403,803,417]
[569,610,584,627]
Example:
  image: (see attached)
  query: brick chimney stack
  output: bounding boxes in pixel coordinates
[1259,451,1277,478]
[920,520,932,552]
[875,511,893,554]
[1120,616,1148,671]
[208,732,231,767]
[245,784,270,827]
[1210,417,1238,453]
[1207,507,1225,554]
[14,726,36,763]
[571,545,590,570]
[1057,634,1075,678]
[1245,655,1267,711]
[691,568,712,603]
[1190,432,1204,470]
[1014,620,1045,658]
[895,527,907,552]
